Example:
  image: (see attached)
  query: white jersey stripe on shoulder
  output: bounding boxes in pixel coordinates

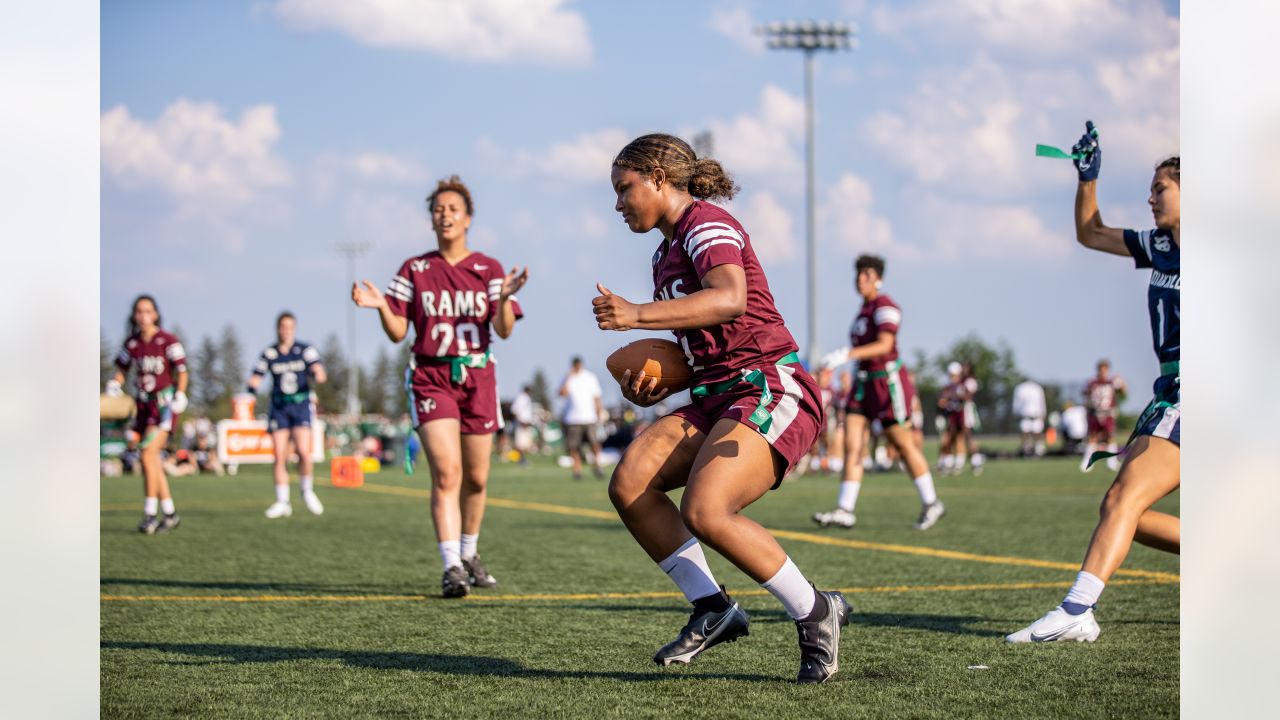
[690,239,743,262]
[390,276,412,289]
[874,307,902,326]
[684,225,744,253]
[1138,229,1154,258]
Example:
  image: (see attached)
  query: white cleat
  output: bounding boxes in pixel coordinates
[913,501,946,530]
[812,507,856,529]
[265,502,292,519]
[302,491,325,515]
[1005,606,1101,644]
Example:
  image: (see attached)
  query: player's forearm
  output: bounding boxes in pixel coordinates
[634,288,744,330]
[311,365,327,384]
[849,340,892,361]
[491,299,517,339]
[376,305,409,342]
[176,371,189,394]
[246,375,262,393]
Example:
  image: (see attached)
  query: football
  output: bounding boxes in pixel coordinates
[606,338,694,394]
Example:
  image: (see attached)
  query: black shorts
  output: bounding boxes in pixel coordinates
[564,424,597,452]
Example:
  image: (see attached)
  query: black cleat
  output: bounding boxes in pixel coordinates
[795,589,852,684]
[156,513,181,534]
[137,514,159,535]
[653,601,750,666]
[441,565,470,598]
[462,555,498,588]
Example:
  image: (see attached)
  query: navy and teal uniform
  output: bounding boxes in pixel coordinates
[1123,228,1180,446]
[252,342,323,431]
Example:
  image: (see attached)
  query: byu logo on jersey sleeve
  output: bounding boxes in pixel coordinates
[419,398,437,415]
[1154,235,1171,252]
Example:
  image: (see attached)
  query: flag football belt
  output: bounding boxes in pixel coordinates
[137,386,175,450]
[853,359,903,402]
[414,351,491,384]
[690,351,801,435]
[1087,361,1180,469]
[278,391,310,405]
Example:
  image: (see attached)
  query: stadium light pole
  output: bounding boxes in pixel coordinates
[335,241,370,418]
[757,20,856,368]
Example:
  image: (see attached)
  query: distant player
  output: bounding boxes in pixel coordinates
[595,133,848,683]
[353,175,528,598]
[1080,359,1127,472]
[106,295,188,534]
[813,255,944,530]
[1012,376,1047,457]
[960,363,985,475]
[936,362,967,475]
[1008,124,1180,643]
[559,355,605,479]
[246,311,327,518]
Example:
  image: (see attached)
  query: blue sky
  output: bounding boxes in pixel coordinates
[101,0,1180,407]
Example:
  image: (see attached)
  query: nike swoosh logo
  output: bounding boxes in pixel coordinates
[475,264,488,270]
[484,421,495,429]
[703,608,733,637]
[1030,622,1079,642]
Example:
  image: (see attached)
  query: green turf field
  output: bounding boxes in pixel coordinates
[101,451,1179,719]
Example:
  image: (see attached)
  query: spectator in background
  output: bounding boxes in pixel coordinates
[559,356,605,480]
[1081,359,1128,472]
[1061,401,1089,454]
[1012,376,1047,457]
[510,385,535,465]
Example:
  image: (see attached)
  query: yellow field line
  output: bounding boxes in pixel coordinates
[356,482,1180,582]
[99,578,1173,604]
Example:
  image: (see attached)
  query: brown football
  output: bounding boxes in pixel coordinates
[606,338,694,394]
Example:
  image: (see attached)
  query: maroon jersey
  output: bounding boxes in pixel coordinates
[384,251,523,358]
[1084,377,1122,417]
[939,379,966,413]
[850,295,902,372]
[115,330,187,398]
[651,201,798,385]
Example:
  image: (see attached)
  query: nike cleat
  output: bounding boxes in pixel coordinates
[796,589,853,684]
[462,555,498,588]
[1006,606,1101,644]
[156,513,181,534]
[137,514,160,535]
[302,491,324,515]
[812,508,856,529]
[442,565,470,599]
[653,601,750,666]
[264,502,292,519]
[914,501,946,530]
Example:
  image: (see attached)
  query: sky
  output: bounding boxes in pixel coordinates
[101,0,1180,408]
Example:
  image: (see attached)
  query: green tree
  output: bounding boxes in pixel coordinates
[933,334,1022,434]
[361,347,397,416]
[315,333,347,415]
[529,368,551,412]
[192,335,222,416]
[209,324,246,419]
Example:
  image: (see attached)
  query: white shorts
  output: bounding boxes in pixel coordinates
[1019,416,1044,434]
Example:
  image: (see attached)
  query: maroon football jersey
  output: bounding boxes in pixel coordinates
[1084,377,1122,417]
[116,330,187,397]
[850,295,902,372]
[385,250,523,357]
[651,201,798,385]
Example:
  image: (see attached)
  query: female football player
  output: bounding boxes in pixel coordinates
[246,312,327,518]
[106,295,188,534]
[594,133,849,684]
[352,176,528,598]
[1007,123,1180,643]
[812,255,945,530]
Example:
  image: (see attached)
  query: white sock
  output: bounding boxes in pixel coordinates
[300,475,314,494]
[836,481,862,513]
[658,537,721,603]
[159,498,175,515]
[761,557,817,619]
[439,540,462,569]
[939,455,953,470]
[972,453,985,468]
[143,497,158,515]
[460,533,479,561]
[275,484,290,504]
[913,472,938,506]
[1062,570,1106,607]
[830,457,843,472]
[952,453,965,469]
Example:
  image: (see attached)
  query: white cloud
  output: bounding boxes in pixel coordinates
[492,129,629,183]
[311,150,426,198]
[731,191,796,263]
[101,100,290,205]
[273,0,592,65]
[708,85,804,176]
[343,192,428,251]
[709,7,764,53]
[821,173,906,258]
[920,195,1069,261]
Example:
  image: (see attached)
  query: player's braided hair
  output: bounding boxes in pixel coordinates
[127,294,162,337]
[613,133,739,202]
[1155,156,1179,184]
[427,175,474,216]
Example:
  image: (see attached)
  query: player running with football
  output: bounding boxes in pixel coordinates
[594,133,849,684]
[353,175,528,599]
[1080,359,1127,472]
[106,295,189,534]
[812,256,945,530]
[1008,123,1180,643]
[246,311,327,518]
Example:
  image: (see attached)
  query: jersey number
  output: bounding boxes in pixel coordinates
[280,371,298,395]
[431,322,482,356]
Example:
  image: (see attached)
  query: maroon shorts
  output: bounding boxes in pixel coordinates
[408,361,502,435]
[1087,413,1116,437]
[671,362,824,487]
[945,410,966,435]
[845,364,916,427]
[133,396,179,437]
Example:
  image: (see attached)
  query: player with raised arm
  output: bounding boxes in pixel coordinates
[353,176,528,599]
[812,256,944,530]
[1080,359,1128,472]
[246,311,327,518]
[595,134,848,684]
[1008,122,1180,643]
[106,295,189,534]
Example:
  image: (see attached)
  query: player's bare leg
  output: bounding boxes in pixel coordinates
[458,431,497,586]
[682,418,851,683]
[587,435,605,479]
[139,428,178,534]
[265,428,294,518]
[419,418,470,596]
[292,426,321,514]
[812,413,866,528]
[608,415,703,562]
[885,423,945,529]
[1135,510,1180,553]
[1081,436,1180,580]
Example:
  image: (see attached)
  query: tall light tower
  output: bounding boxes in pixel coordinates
[757,20,856,367]
[335,240,370,417]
